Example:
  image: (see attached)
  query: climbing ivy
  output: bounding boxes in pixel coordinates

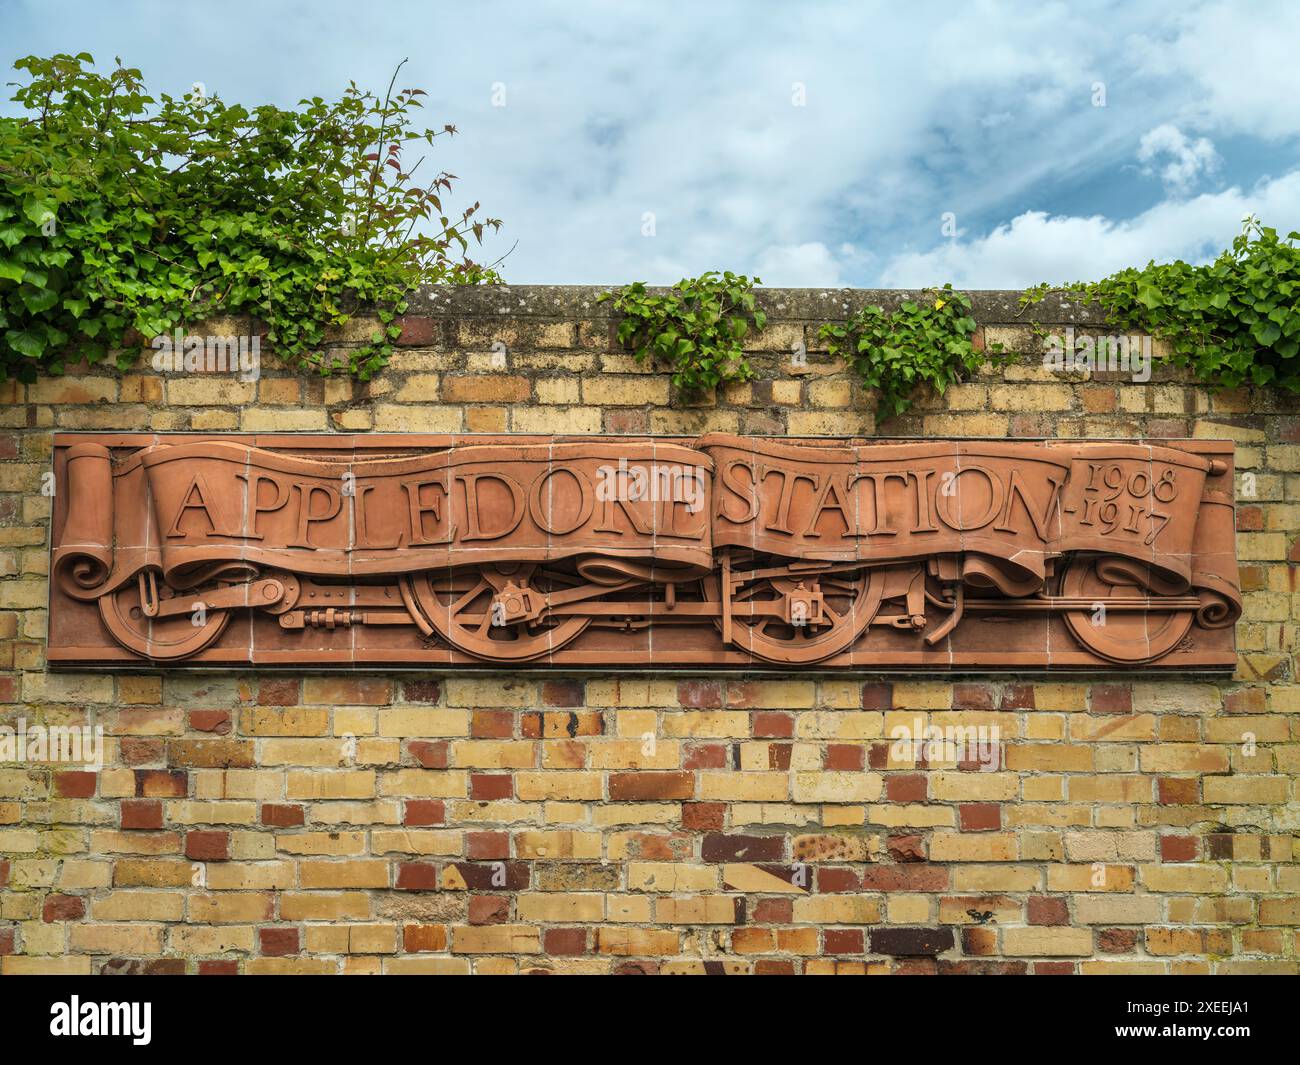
[817,285,982,417]
[0,52,501,382]
[598,271,765,396]
[1021,216,1300,394]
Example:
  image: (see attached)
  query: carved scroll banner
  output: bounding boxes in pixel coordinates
[47,433,1241,671]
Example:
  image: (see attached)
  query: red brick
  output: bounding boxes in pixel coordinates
[256,679,299,705]
[404,924,449,951]
[395,862,439,890]
[541,680,584,707]
[470,774,512,800]
[543,928,588,955]
[42,894,86,922]
[959,803,1000,831]
[468,896,510,925]
[752,898,793,924]
[1027,896,1069,926]
[1235,506,1264,531]
[888,834,925,862]
[189,710,231,734]
[678,680,722,709]
[861,683,892,710]
[1160,835,1198,862]
[1034,961,1076,975]
[887,774,927,802]
[120,738,164,765]
[1090,685,1132,714]
[870,927,954,956]
[825,744,863,771]
[683,802,726,831]
[121,800,163,831]
[683,742,727,770]
[394,316,440,346]
[446,862,529,891]
[816,868,861,893]
[186,831,230,862]
[467,832,509,860]
[608,771,695,801]
[405,800,445,826]
[259,927,299,956]
[401,680,442,703]
[861,866,949,892]
[408,740,449,769]
[261,803,304,828]
[198,960,238,975]
[471,710,513,738]
[752,712,792,738]
[999,684,1035,710]
[952,683,996,710]
[54,771,96,798]
[824,928,864,954]
[701,834,784,862]
[1098,928,1138,953]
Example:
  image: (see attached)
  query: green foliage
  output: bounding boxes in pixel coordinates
[0,52,501,382]
[818,285,981,417]
[1021,216,1300,393]
[598,271,765,396]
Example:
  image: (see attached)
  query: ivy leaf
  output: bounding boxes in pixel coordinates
[5,327,47,358]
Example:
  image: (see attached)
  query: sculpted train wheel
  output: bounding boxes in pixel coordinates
[1060,555,1194,664]
[97,577,231,660]
[403,562,591,662]
[706,565,882,665]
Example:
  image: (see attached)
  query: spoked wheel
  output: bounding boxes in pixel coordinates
[705,563,882,664]
[98,573,231,660]
[402,562,591,662]
[1060,555,1195,664]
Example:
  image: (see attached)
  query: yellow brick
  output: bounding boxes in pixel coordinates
[1003,927,1093,956]
[452,925,542,954]
[517,893,604,922]
[791,771,882,804]
[929,833,1018,861]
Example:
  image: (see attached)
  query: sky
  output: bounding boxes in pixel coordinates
[4,0,1299,289]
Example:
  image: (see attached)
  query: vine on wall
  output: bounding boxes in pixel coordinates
[1022,216,1300,394]
[817,285,981,417]
[0,53,500,383]
[597,272,765,396]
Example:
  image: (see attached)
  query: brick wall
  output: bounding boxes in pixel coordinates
[1,285,1297,974]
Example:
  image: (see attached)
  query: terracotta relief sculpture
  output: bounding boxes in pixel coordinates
[47,433,1241,670]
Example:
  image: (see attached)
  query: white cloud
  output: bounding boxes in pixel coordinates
[752,242,846,286]
[879,169,1300,289]
[1137,124,1220,193]
[1160,1,1300,139]
[1,0,1297,288]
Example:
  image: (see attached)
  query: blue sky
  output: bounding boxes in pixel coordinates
[4,0,1299,288]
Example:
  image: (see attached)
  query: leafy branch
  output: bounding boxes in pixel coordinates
[0,52,504,382]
